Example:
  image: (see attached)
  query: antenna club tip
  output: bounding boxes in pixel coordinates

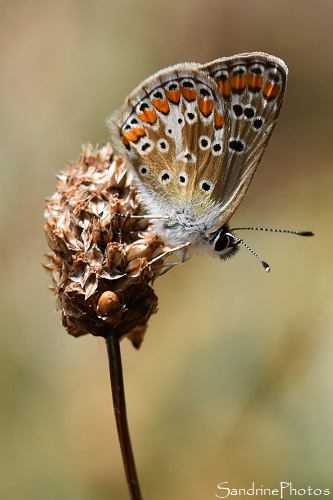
[263,262,271,273]
[299,231,314,237]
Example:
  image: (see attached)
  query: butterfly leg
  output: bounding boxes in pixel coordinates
[145,242,191,276]
[113,213,169,220]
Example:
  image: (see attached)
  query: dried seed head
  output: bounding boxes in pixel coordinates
[44,144,171,348]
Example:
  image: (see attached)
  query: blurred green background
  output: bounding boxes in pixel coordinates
[1,1,332,498]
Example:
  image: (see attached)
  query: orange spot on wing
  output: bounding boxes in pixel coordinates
[247,74,263,91]
[180,88,197,101]
[121,135,130,149]
[263,82,281,100]
[122,127,146,143]
[198,98,214,117]
[231,75,246,91]
[151,98,170,114]
[216,79,231,97]
[165,89,181,104]
[214,112,224,129]
[138,108,157,124]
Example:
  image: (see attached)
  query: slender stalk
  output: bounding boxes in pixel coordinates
[105,333,143,500]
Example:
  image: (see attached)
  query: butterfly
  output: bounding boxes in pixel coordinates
[108,52,313,271]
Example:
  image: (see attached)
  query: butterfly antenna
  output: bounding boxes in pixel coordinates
[226,231,271,272]
[230,227,314,237]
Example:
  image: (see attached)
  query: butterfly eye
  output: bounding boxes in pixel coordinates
[213,232,230,252]
[212,229,240,259]
[200,180,213,193]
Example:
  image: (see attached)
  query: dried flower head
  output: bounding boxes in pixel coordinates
[44,144,171,348]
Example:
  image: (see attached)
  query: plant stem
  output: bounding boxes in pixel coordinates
[106,334,143,500]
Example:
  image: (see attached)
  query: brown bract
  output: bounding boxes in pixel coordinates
[44,144,170,348]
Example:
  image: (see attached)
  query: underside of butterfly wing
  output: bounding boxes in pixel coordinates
[108,53,288,247]
[200,52,288,230]
[109,64,231,227]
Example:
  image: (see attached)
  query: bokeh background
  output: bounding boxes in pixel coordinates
[1,1,332,498]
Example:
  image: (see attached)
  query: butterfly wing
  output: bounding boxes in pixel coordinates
[108,53,287,238]
[109,63,232,222]
[199,52,288,231]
